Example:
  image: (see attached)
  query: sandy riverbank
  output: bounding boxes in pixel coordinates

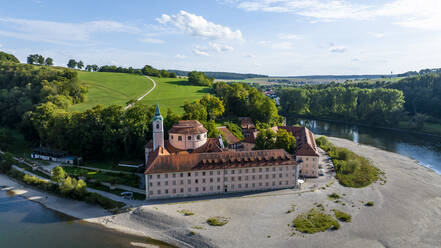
[2,137,441,247]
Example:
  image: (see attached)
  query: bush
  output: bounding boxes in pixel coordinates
[332,209,352,222]
[328,193,340,200]
[84,192,125,209]
[292,209,340,234]
[207,216,229,226]
[366,201,374,207]
[0,152,14,174]
[316,136,382,188]
[178,209,195,216]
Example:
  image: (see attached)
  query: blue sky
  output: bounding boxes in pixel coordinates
[0,0,440,76]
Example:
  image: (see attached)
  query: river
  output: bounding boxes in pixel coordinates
[290,118,441,174]
[0,189,171,248]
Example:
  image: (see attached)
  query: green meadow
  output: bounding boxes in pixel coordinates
[72,71,210,113]
[71,71,154,111]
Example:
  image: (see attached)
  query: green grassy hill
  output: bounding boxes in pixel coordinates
[139,77,210,114]
[72,71,210,113]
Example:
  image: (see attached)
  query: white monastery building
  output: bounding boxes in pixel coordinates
[144,105,301,200]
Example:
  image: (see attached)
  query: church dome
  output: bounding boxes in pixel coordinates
[169,120,208,150]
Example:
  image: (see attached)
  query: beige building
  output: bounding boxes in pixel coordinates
[279,126,320,178]
[144,106,299,200]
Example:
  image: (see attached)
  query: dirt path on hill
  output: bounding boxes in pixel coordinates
[125,75,157,110]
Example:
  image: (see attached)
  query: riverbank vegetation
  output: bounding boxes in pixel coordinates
[0,158,124,210]
[316,136,382,188]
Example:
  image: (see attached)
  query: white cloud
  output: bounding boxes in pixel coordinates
[329,45,347,53]
[245,53,256,58]
[0,18,140,45]
[156,10,243,40]
[271,41,293,50]
[139,37,165,44]
[236,0,441,30]
[209,42,234,52]
[192,48,210,56]
[352,57,361,62]
[175,54,187,59]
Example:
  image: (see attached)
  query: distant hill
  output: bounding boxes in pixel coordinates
[281,74,397,80]
[168,69,268,80]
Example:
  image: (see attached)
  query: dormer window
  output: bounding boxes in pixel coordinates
[188,136,192,140]
[178,136,182,141]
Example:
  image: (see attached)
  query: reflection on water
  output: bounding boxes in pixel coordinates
[0,189,172,248]
[292,118,441,174]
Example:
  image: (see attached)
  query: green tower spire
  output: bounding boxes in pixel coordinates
[153,104,163,121]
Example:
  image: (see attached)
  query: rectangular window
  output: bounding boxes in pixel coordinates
[210,178,213,183]
[238,176,242,181]
[245,169,248,173]
[259,168,262,172]
[224,170,228,175]
[165,181,168,186]
[195,187,199,192]
[279,167,283,171]
[188,188,191,192]
[149,175,152,179]
[217,171,221,175]
[157,190,161,194]
[252,183,255,187]
[232,170,235,174]
[245,176,248,180]
[149,182,152,187]
[173,173,176,178]
[165,189,168,194]
[279,173,282,178]
[217,185,220,190]
[180,180,184,185]
[217,178,220,182]
[272,174,276,179]
[188,172,191,177]
[157,182,160,186]
[203,187,206,191]
[231,177,235,181]
[259,175,262,179]
[173,189,176,193]
[272,182,275,186]
[239,169,242,174]
[210,185,213,190]
[272,167,275,172]
[180,173,184,177]
[165,174,168,178]
[265,182,269,186]
[202,178,206,183]
[225,177,228,182]
[187,179,191,184]
[238,184,241,188]
[180,188,184,193]
[195,179,198,184]
[202,171,206,176]
[252,168,256,173]
[195,172,198,176]
[173,180,176,185]
[266,175,269,179]
[279,181,282,185]
[157,175,160,179]
[266,168,269,172]
[286,181,288,185]
[210,171,213,176]
[149,190,153,195]
[259,182,262,186]
[245,184,248,188]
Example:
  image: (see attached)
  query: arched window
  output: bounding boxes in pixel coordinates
[156,124,159,129]
[188,136,192,140]
[197,135,201,140]
[178,136,182,141]
[171,135,173,140]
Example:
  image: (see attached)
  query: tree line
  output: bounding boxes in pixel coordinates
[279,87,405,125]
[168,69,268,80]
[27,54,53,66]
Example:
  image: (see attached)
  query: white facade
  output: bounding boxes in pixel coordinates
[169,132,208,150]
[153,119,164,151]
[145,164,299,200]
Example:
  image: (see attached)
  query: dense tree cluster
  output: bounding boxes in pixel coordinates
[27,54,53,66]
[212,82,283,126]
[85,64,99,72]
[279,87,405,125]
[23,104,156,160]
[188,71,214,86]
[142,65,177,78]
[99,65,142,74]
[255,128,296,153]
[67,59,85,69]
[0,51,20,63]
[0,62,87,127]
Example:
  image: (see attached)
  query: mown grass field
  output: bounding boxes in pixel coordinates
[139,77,210,114]
[72,71,210,113]
[71,71,154,111]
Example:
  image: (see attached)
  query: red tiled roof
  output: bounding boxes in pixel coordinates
[239,117,255,129]
[278,126,319,157]
[217,126,240,145]
[145,149,297,174]
[168,120,208,135]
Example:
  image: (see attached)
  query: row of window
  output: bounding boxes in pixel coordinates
[148,166,296,180]
[149,173,296,187]
[149,180,293,195]
[171,133,207,141]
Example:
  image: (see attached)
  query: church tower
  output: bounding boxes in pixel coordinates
[152,104,164,150]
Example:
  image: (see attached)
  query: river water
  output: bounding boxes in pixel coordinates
[290,118,441,174]
[0,190,171,248]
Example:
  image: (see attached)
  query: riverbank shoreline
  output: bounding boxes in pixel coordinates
[286,115,441,138]
[2,137,441,247]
